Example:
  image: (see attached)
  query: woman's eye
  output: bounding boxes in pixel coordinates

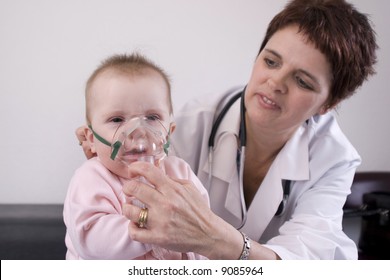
[296,76,314,90]
[264,57,279,68]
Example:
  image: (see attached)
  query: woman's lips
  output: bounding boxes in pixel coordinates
[257,93,281,110]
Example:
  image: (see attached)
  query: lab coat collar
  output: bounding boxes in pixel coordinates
[206,98,241,182]
[277,123,310,181]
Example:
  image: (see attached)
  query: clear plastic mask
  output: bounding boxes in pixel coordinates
[110,116,170,165]
[88,115,170,163]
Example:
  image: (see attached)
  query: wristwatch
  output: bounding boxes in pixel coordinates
[239,232,251,260]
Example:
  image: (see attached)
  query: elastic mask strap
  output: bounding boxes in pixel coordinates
[110,141,122,161]
[88,125,122,160]
[163,137,170,155]
[163,124,173,155]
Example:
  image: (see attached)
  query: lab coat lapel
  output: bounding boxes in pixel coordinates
[241,124,311,241]
[277,124,310,181]
[202,100,243,220]
[241,157,284,240]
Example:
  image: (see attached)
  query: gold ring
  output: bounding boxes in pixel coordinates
[138,208,148,228]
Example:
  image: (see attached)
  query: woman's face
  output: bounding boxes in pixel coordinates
[245,24,333,138]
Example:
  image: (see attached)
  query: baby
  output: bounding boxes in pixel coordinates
[63,53,209,259]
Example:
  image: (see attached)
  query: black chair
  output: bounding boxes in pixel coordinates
[343,172,390,260]
[344,172,390,209]
[0,204,66,260]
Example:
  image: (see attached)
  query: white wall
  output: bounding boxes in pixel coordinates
[0,0,389,204]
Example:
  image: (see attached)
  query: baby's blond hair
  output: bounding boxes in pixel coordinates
[85,53,172,124]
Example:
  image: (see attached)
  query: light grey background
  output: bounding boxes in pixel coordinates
[0,0,389,204]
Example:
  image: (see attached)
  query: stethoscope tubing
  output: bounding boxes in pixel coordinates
[208,88,248,229]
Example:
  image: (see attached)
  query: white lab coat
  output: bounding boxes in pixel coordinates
[171,87,359,259]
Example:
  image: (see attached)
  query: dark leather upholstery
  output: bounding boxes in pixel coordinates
[344,172,390,210]
[343,172,390,260]
[0,204,66,260]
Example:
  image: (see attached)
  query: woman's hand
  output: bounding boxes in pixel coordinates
[121,161,244,259]
[76,125,96,159]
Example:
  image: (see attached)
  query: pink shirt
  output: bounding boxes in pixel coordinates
[64,156,209,260]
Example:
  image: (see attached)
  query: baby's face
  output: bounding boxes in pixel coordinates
[87,69,171,178]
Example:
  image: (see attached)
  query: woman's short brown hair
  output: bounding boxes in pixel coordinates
[258,0,378,108]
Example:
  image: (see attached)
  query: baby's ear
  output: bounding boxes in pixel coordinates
[85,126,97,154]
[163,122,176,156]
[169,122,176,134]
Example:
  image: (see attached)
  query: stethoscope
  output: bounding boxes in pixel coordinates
[207,88,291,230]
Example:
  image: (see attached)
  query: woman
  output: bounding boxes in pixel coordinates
[77,0,377,259]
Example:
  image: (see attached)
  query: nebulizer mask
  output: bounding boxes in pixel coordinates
[90,115,170,164]
[109,116,170,166]
[89,115,170,198]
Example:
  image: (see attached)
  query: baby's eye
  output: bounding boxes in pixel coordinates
[110,117,124,123]
[145,114,160,121]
